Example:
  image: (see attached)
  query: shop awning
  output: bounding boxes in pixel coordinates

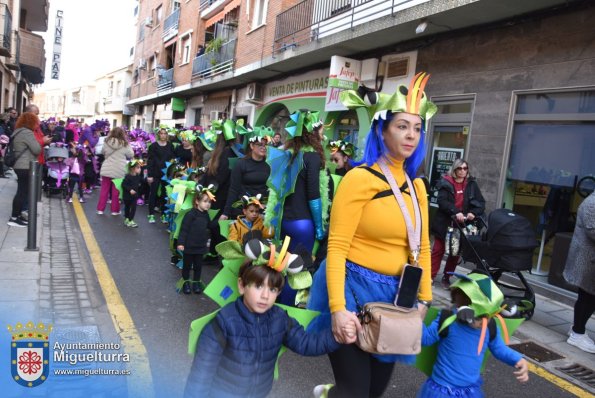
[205,0,240,28]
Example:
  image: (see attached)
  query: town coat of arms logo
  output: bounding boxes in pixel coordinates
[8,321,53,387]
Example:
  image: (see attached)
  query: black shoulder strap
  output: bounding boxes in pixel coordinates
[360,166,411,199]
[438,309,453,338]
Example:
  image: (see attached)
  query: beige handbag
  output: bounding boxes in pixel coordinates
[356,302,422,355]
[352,159,424,355]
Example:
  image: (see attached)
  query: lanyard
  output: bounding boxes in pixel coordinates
[377,158,421,264]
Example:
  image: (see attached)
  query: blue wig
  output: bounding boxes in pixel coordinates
[359,111,427,178]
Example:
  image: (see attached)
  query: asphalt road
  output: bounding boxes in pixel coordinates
[76,192,578,398]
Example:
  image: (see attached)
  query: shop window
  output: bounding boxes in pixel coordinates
[264,106,290,140]
[333,110,358,145]
[427,97,474,209]
[503,88,595,276]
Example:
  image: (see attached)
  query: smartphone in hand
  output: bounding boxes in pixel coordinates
[394,265,423,309]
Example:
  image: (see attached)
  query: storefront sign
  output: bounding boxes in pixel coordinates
[428,147,464,207]
[51,10,64,80]
[325,56,361,112]
[263,69,329,105]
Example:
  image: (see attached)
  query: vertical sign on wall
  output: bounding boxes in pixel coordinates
[51,10,64,80]
[325,56,361,112]
[428,147,464,207]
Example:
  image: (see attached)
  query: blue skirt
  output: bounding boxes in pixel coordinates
[307,259,415,364]
[417,378,483,398]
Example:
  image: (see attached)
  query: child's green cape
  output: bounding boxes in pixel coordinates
[414,307,525,376]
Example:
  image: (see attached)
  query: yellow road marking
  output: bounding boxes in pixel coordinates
[528,362,592,397]
[72,197,154,398]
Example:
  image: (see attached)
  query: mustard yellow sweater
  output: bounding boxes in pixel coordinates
[327,159,432,313]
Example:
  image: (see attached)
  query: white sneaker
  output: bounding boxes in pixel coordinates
[313,384,333,398]
[96,210,104,215]
[567,331,595,353]
[111,211,121,216]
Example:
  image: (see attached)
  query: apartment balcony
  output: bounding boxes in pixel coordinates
[191,38,236,81]
[21,0,49,32]
[0,4,12,57]
[157,68,175,92]
[19,29,45,84]
[162,8,180,42]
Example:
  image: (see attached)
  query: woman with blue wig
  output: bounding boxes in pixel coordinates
[308,73,437,398]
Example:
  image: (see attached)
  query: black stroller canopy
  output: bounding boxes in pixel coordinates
[486,209,539,250]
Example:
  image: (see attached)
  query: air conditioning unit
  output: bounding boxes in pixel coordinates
[246,82,264,102]
[209,110,221,121]
[144,17,153,27]
[138,58,147,70]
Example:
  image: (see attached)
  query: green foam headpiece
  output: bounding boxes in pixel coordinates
[339,72,438,124]
[450,272,504,318]
[284,110,321,138]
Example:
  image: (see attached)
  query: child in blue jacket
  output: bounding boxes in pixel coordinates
[184,238,349,398]
[418,273,528,398]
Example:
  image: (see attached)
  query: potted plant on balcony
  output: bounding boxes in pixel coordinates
[205,37,224,67]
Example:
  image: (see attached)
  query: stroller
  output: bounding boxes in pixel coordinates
[457,208,539,319]
[44,146,70,198]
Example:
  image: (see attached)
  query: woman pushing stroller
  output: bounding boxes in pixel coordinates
[431,159,485,288]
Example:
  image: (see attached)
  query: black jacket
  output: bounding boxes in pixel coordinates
[122,174,143,201]
[202,146,237,211]
[430,176,485,239]
[178,208,210,254]
[223,157,270,217]
[147,141,175,178]
[283,152,322,220]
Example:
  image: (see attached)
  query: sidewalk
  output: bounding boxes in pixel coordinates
[0,173,125,398]
[0,174,592,395]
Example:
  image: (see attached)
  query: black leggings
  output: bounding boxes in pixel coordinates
[328,344,396,398]
[182,253,203,281]
[12,169,29,218]
[148,178,166,215]
[573,288,595,334]
[124,199,137,220]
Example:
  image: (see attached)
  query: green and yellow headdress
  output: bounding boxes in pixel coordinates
[209,118,250,141]
[216,236,308,278]
[195,183,216,202]
[328,140,356,158]
[284,110,321,138]
[127,158,144,169]
[232,194,266,209]
[197,129,217,151]
[440,272,510,355]
[247,126,274,143]
[178,129,198,143]
[339,72,438,123]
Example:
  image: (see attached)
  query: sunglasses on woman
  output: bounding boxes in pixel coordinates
[456,166,468,171]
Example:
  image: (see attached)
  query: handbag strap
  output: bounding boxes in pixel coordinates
[378,158,421,264]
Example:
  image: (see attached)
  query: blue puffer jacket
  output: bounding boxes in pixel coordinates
[184,298,339,398]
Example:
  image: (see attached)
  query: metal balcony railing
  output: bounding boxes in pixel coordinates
[0,3,12,56]
[199,0,218,10]
[273,0,424,53]
[192,38,236,80]
[162,8,180,41]
[157,68,174,91]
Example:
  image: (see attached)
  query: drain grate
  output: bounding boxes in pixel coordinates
[556,364,595,388]
[509,341,564,363]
